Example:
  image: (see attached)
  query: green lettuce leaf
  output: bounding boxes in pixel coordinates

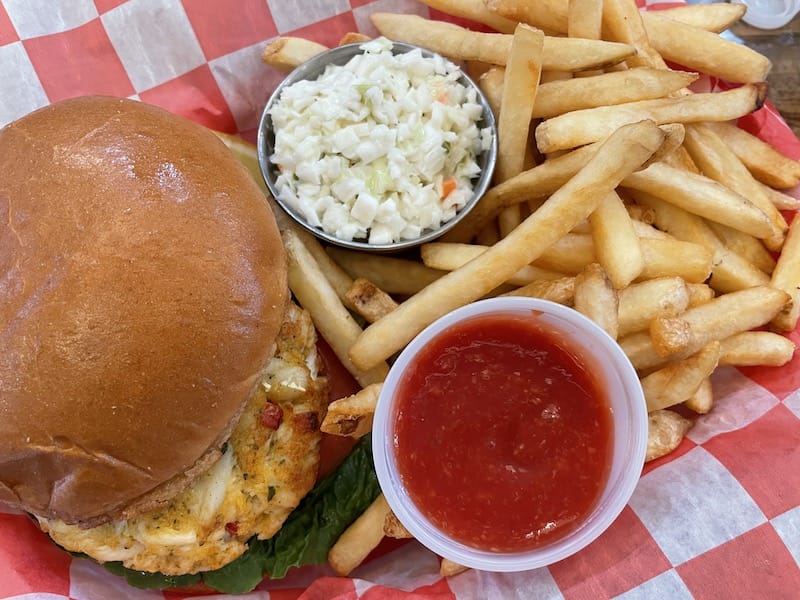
[102,434,380,593]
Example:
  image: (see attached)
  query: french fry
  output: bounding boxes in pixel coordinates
[617,277,690,338]
[261,37,327,72]
[602,0,668,69]
[328,494,391,576]
[345,278,398,323]
[684,377,714,414]
[417,0,517,33]
[686,283,716,308]
[495,24,544,183]
[646,409,693,461]
[321,383,382,437]
[574,264,619,339]
[533,68,698,120]
[283,230,389,387]
[706,221,777,275]
[622,161,774,239]
[769,216,800,331]
[534,233,595,274]
[421,243,566,286]
[705,121,800,189]
[641,11,772,83]
[369,13,635,71]
[535,84,766,154]
[719,331,796,367]
[622,286,790,370]
[477,66,504,117]
[628,189,770,293]
[638,237,714,284]
[590,191,644,288]
[759,182,800,211]
[649,286,791,357]
[349,120,666,370]
[654,3,747,32]
[327,247,445,296]
[339,32,371,45]
[568,0,603,40]
[485,0,569,34]
[502,276,576,305]
[641,342,721,412]
[683,123,786,251]
[384,510,413,539]
[440,558,470,577]
[443,143,599,242]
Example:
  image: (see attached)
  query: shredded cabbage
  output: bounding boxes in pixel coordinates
[269,37,492,244]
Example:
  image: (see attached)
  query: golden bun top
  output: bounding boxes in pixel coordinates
[0,96,288,526]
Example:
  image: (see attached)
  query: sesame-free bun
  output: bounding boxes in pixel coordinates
[0,96,288,526]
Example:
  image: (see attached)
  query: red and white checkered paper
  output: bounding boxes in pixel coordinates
[2,0,800,598]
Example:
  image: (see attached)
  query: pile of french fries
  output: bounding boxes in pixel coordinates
[227,0,800,579]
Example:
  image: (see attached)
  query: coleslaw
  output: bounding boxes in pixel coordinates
[268,37,493,245]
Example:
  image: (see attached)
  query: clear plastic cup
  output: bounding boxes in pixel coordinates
[372,296,648,572]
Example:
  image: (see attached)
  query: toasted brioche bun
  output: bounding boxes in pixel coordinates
[0,96,288,527]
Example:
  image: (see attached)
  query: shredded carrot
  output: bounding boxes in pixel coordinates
[442,177,457,199]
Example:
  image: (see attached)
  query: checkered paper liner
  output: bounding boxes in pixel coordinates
[2,0,800,598]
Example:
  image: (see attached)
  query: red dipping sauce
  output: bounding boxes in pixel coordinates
[393,312,612,552]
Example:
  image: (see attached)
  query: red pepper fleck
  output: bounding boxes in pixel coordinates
[260,402,283,429]
[225,521,239,536]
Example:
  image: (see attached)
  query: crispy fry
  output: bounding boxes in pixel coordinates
[568,0,603,40]
[719,331,796,367]
[628,189,771,293]
[535,84,766,154]
[705,121,800,189]
[339,32,371,45]
[684,377,714,414]
[502,276,576,305]
[533,68,698,120]
[485,0,569,34]
[641,12,771,83]
[706,221,776,275]
[443,143,599,242]
[283,230,389,387]
[641,342,721,412]
[440,558,470,577]
[686,283,716,307]
[648,285,791,357]
[346,278,398,323]
[602,0,667,69]
[683,123,786,251]
[574,264,619,339]
[759,182,800,211]
[622,161,774,239]
[421,243,566,286]
[321,383,382,438]
[383,510,413,539]
[646,409,693,461]
[369,13,634,71]
[769,216,800,331]
[417,0,517,33]
[590,191,644,288]
[349,120,666,369]
[261,36,327,72]
[535,233,595,274]
[654,3,746,32]
[638,237,714,284]
[617,277,690,337]
[477,66,504,117]
[495,24,544,184]
[328,494,390,576]
[327,247,445,296]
